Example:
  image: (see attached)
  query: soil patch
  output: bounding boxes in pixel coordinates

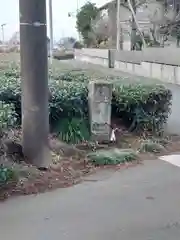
[0,129,180,201]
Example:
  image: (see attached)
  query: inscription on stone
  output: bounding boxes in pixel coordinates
[94,85,111,102]
[92,122,109,134]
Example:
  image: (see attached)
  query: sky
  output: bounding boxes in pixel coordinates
[0,0,110,41]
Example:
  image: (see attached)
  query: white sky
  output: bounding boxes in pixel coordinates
[0,0,110,41]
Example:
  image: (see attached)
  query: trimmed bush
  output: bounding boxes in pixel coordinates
[0,68,172,141]
[0,101,17,131]
[49,80,88,123]
[59,72,89,82]
[112,84,172,134]
[0,70,21,124]
[0,167,18,188]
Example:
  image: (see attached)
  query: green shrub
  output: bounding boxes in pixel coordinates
[0,69,172,141]
[0,167,18,187]
[49,80,88,127]
[60,72,89,82]
[0,101,17,130]
[54,117,90,143]
[0,70,89,126]
[88,148,138,165]
[112,84,172,134]
[0,73,21,124]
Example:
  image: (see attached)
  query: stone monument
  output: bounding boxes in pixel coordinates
[88,81,113,142]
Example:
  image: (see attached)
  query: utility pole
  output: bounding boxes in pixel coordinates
[1,23,6,44]
[49,0,54,64]
[76,0,81,41]
[19,0,50,168]
[116,0,123,51]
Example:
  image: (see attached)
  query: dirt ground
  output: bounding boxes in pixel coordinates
[1,126,179,201]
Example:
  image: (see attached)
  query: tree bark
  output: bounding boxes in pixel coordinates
[127,0,146,49]
[130,0,137,50]
[19,0,50,168]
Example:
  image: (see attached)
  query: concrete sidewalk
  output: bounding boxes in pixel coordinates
[1,159,180,240]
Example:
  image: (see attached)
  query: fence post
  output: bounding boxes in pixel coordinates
[108,49,115,68]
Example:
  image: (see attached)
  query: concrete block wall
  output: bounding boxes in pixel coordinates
[75,54,109,67]
[114,60,147,77]
[75,48,180,85]
[141,62,180,84]
[115,61,180,84]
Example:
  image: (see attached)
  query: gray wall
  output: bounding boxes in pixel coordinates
[76,48,180,66]
[116,48,180,66]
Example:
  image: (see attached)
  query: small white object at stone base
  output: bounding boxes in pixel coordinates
[110,129,116,141]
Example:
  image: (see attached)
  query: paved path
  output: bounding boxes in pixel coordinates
[1,159,180,240]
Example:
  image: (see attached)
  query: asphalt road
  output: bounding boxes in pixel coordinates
[1,159,180,240]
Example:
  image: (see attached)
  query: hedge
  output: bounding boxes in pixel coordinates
[0,67,172,141]
[0,166,18,190]
[112,84,172,133]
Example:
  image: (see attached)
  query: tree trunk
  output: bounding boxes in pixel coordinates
[130,0,136,50]
[120,26,123,49]
[160,35,165,47]
[131,18,136,50]
[150,24,157,43]
[127,0,146,49]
